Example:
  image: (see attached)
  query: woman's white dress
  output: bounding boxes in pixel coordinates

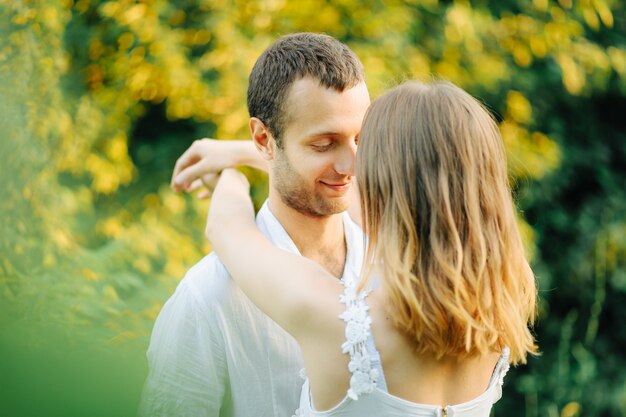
[293,276,510,417]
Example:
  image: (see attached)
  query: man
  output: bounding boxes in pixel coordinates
[140,33,370,417]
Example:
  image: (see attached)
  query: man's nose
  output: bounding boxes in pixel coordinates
[334,141,357,176]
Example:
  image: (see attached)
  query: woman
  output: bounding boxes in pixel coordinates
[206,80,537,417]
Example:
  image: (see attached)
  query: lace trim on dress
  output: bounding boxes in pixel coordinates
[338,277,379,400]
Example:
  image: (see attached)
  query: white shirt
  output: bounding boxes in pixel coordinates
[140,201,365,417]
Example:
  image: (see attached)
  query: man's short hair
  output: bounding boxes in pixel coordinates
[247,33,365,147]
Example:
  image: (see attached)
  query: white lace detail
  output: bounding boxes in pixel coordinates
[338,277,379,400]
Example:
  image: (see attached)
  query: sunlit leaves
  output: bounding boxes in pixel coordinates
[1,0,621,339]
[1,2,624,415]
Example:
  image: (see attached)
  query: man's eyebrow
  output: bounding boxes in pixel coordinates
[305,130,342,139]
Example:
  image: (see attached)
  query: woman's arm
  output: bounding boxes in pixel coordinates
[172,139,268,198]
[205,169,343,339]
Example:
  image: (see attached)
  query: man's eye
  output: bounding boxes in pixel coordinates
[312,142,333,151]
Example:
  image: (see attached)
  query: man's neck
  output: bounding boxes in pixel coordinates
[268,193,346,278]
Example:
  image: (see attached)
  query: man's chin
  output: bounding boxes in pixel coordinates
[315,197,349,216]
[290,199,348,218]
[278,188,349,218]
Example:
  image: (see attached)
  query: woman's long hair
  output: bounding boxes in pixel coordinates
[357,81,537,364]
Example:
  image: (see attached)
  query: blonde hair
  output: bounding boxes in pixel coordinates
[357,81,537,364]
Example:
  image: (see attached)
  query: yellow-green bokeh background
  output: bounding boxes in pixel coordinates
[1,1,625,416]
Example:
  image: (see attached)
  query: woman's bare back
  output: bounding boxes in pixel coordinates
[302,290,502,412]
[369,292,501,406]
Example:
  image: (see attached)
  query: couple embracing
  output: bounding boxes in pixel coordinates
[141,33,537,417]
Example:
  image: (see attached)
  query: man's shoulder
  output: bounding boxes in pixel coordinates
[172,252,235,312]
[183,252,228,283]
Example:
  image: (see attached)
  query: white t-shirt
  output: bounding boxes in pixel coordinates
[140,201,365,417]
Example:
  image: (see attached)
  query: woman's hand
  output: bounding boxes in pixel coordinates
[206,169,255,246]
[171,138,267,199]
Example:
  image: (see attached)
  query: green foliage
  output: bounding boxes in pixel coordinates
[0,0,624,416]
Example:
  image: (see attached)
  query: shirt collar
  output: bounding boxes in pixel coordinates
[255,201,302,255]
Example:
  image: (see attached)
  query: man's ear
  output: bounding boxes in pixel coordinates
[249,117,275,161]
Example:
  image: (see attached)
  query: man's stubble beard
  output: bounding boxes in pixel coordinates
[272,151,348,218]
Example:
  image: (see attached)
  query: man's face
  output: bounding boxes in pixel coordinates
[271,77,370,217]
